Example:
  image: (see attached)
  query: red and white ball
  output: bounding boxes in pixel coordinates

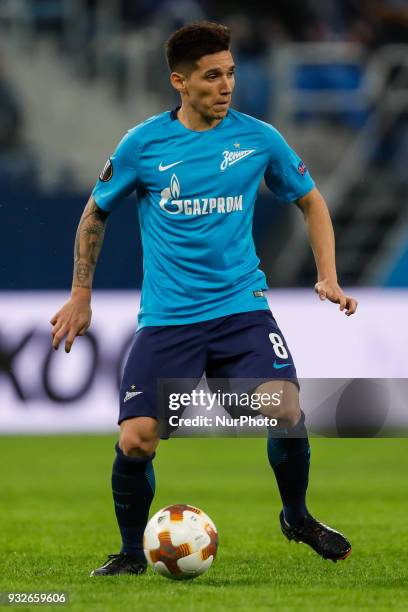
[143,504,218,580]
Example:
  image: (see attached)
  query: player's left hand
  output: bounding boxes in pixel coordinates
[314,280,358,316]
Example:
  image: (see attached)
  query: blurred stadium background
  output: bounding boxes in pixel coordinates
[0,0,407,432]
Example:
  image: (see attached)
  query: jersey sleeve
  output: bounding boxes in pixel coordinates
[263,126,315,203]
[92,130,140,212]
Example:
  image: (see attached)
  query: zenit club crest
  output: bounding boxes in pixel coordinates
[220,149,255,171]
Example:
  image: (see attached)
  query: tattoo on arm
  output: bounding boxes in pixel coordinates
[76,263,91,284]
[73,199,109,289]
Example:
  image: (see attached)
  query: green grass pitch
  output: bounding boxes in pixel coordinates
[1,436,407,611]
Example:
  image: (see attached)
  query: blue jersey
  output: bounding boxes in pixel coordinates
[92,108,314,328]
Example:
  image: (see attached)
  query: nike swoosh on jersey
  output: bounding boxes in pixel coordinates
[273,361,292,369]
[159,160,183,171]
[124,391,143,403]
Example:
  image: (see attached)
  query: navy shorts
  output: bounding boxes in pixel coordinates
[119,310,298,426]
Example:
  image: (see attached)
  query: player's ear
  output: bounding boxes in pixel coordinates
[170,71,186,93]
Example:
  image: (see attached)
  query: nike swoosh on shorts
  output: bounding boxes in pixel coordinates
[273,361,292,369]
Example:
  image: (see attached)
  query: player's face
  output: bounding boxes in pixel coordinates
[181,51,235,122]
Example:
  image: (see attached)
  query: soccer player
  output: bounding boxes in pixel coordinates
[50,21,358,576]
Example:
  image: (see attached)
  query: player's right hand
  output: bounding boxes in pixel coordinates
[50,296,92,353]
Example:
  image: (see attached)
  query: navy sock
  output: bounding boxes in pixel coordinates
[111,442,155,562]
[267,411,310,526]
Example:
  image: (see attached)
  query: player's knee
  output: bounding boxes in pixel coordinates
[279,407,301,428]
[119,418,159,458]
[119,432,158,458]
[263,402,300,428]
[257,381,300,428]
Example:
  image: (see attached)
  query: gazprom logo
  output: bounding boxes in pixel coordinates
[170,174,180,198]
[159,173,183,214]
[159,173,243,216]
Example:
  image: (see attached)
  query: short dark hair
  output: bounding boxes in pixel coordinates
[165,21,231,72]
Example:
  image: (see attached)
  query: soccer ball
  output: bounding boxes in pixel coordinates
[143,504,218,580]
